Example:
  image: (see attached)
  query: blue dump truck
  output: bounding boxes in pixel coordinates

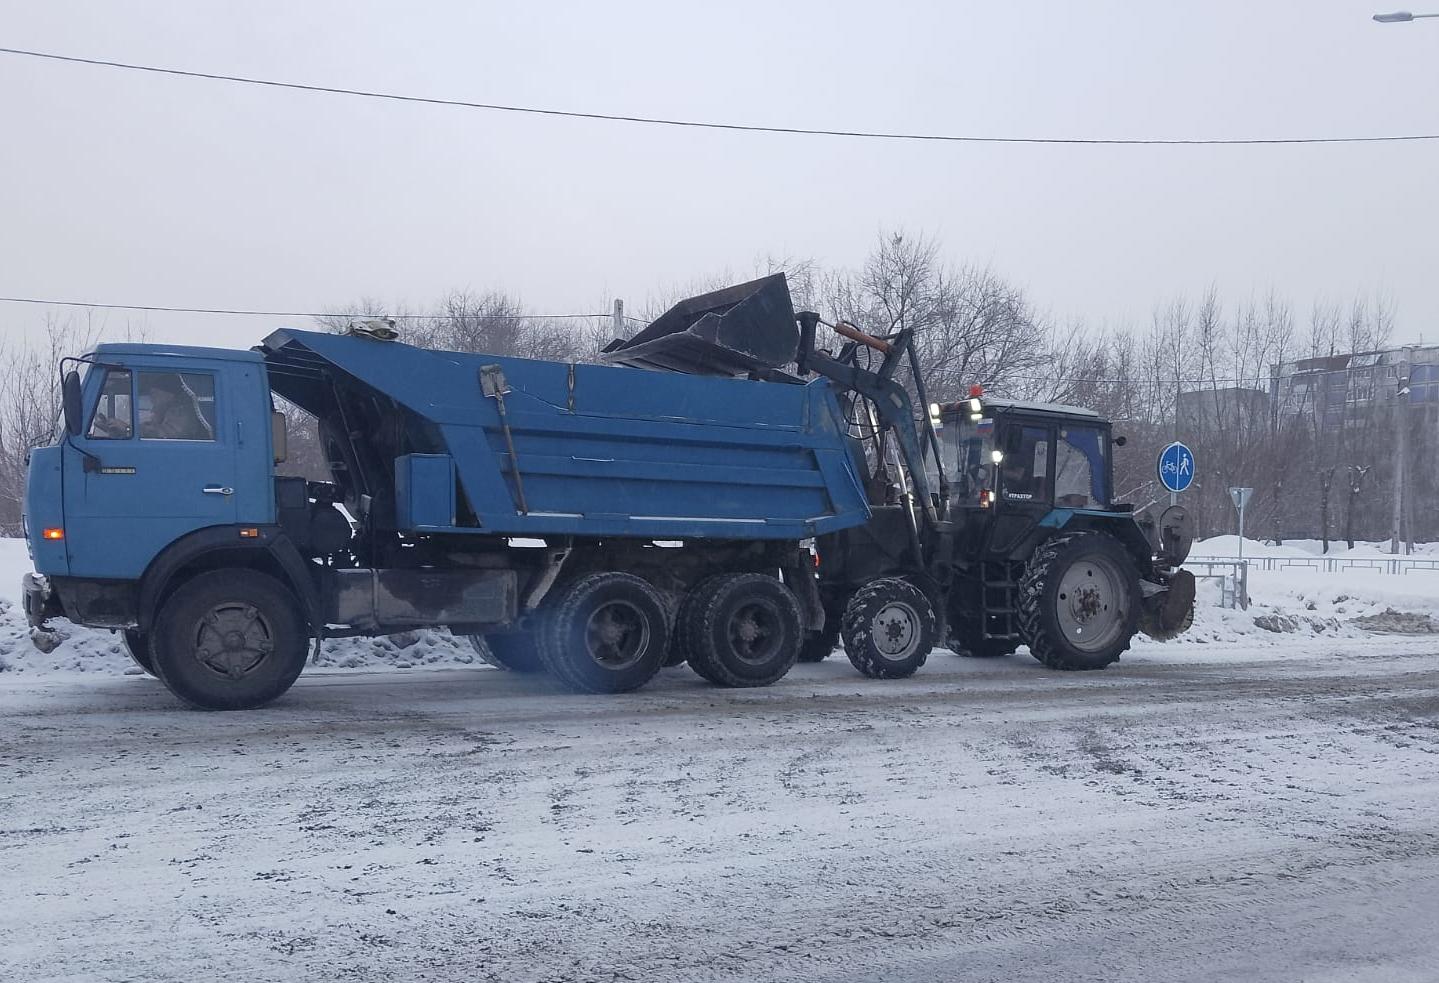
[23,275,1193,710]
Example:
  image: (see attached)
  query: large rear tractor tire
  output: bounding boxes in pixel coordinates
[1018,533,1140,671]
[685,574,802,688]
[539,573,669,694]
[150,570,309,710]
[469,632,547,673]
[121,629,157,676]
[841,578,937,680]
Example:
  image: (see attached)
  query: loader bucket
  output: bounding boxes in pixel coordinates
[602,273,798,376]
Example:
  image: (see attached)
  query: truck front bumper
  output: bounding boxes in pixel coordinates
[22,573,62,629]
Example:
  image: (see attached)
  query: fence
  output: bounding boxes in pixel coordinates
[1189,555,1439,576]
[1185,559,1249,610]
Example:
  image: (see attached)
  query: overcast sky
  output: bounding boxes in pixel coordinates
[2,1,1436,351]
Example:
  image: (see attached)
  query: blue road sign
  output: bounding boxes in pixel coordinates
[1158,441,1196,493]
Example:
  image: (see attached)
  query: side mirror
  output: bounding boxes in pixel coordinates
[62,370,83,437]
[271,410,288,465]
[1113,435,1128,447]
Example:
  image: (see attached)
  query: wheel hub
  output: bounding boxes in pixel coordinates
[584,601,648,670]
[1054,558,1129,653]
[194,603,274,680]
[728,601,780,665]
[870,601,920,660]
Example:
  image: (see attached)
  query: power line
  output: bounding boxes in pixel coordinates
[4,46,1437,147]
[0,296,633,321]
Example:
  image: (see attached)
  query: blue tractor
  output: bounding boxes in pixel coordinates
[605,275,1197,677]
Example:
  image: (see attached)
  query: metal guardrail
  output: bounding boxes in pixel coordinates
[1190,555,1439,575]
[1185,559,1249,610]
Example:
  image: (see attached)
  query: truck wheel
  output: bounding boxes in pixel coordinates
[539,572,669,693]
[150,570,308,710]
[841,578,936,680]
[1018,533,1140,671]
[121,629,157,676]
[664,590,700,668]
[468,633,547,673]
[685,574,802,687]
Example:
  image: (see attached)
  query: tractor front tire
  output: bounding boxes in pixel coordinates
[1018,534,1140,671]
[841,578,937,680]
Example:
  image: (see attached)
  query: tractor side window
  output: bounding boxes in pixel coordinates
[1001,426,1050,502]
[949,415,995,503]
[86,369,134,440]
[138,372,216,441]
[1055,426,1109,508]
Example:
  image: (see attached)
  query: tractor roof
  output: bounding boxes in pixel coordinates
[943,396,1103,422]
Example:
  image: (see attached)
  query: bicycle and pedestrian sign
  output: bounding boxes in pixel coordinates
[1158,441,1195,494]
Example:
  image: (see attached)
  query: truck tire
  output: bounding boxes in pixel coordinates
[841,578,936,680]
[150,570,308,710]
[685,574,802,688]
[121,629,157,676]
[539,572,669,694]
[664,590,700,668]
[469,633,546,673]
[1018,533,1140,671]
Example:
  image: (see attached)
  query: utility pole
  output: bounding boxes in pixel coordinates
[1391,352,1412,554]
[612,299,625,341]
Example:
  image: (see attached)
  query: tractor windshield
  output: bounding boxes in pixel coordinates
[944,412,996,505]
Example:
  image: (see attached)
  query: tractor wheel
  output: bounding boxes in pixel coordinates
[538,573,669,694]
[1018,533,1140,671]
[121,629,157,676]
[150,570,308,710]
[949,633,1018,659]
[797,594,845,663]
[797,622,840,663]
[841,578,937,680]
[469,633,547,673]
[685,574,802,688]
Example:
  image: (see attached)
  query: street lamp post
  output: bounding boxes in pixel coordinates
[1373,10,1439,21]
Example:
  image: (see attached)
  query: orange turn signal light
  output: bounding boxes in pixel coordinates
[42,527,64,541]
[239,527,260,539]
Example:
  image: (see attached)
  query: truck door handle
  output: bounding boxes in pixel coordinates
[203,485,234,496]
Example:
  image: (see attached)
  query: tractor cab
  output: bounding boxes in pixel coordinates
[940,395,1114,520]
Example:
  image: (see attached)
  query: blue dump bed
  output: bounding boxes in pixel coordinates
[262,329,871,541]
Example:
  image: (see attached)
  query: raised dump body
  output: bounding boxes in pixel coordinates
[261,328,869,541]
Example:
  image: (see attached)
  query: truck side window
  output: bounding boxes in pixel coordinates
[86,369,134,440]
[1055,426,1108,508]
[138,372,216,441]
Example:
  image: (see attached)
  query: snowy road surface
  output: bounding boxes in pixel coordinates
[3,640,1438,982]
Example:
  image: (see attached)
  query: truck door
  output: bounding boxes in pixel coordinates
[62,361,258,580]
